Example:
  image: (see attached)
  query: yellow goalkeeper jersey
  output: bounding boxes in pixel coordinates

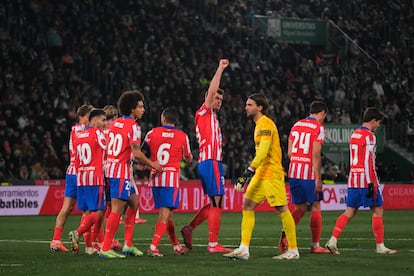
[251,115,285,179]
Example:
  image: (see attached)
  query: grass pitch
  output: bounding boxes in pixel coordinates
[0,210,413,275]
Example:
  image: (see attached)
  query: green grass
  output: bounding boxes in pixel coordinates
[0,210,413,275]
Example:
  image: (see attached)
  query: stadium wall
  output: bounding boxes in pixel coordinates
[0,181,413,216]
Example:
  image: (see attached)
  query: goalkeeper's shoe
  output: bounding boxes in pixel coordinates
[223,247,249,260]
[68,230,80,254]
[272,250,300,260]
[50,240,69,252]
[173,245,187,255]
[310,246,330,254]
[122,245,144,257]
[376,247,397,254]
[147,247,164,257]
[180,225,193,250]
[325,238,340,255]
[278,229,288,253]
[208,244,233,253]
[99,249,126,259]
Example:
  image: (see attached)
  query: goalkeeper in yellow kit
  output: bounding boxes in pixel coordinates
[224,93,299,260]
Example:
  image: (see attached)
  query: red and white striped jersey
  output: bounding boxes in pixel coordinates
[144,126,192,187]
[105,116,141,179]
[195,103,222,162]
[102,128,110,173]
[74,127,106,186]
[288,117,325,180]
[348,126,379,188]
[66,123,85,175]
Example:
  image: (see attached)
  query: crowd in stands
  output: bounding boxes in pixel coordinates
[0,0,412,183]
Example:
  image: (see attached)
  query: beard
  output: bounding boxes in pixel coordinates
[247,113,255,119]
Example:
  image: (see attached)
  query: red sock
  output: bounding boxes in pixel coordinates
[291,208,306,224]
[124,207,136,247]
[77,213,99,236]
[310,210,322,243]
[79,216,89,244]
[83,231,91,247]
[151,221,167,248]
[102,212,121,251]
[52,227,63,241]
[207,206,221,243]
[372,216,384,244]
[98,227,104,243]
[167,219,179,246]
[189,204,210,229]
[91,216,103,244]
[332,214,349,239]
[78,213,98,247]
[104,205,111,220]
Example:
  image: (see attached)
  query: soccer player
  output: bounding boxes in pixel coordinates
[278,101,330,254]
[325,107,397,255]
[99,90,163,259]
[144,107,193,257]
[181,59,232,253]
[223,93,299,260]
[90,105,122,251]
[50,104,93,252]
[69,109,107,254]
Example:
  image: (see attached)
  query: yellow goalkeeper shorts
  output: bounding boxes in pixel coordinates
[245,175,287,207]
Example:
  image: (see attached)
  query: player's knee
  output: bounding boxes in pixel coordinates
[210,196,223,208]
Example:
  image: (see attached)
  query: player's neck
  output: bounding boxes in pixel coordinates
[362,123,373,132]
[253,113,263,122]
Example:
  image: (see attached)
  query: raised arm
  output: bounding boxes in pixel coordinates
[205,59,229,108]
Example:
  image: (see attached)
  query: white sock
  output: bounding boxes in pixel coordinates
[289,248,299,255]
[239,244,249,253]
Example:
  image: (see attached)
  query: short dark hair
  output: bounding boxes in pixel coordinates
[89,108,106,121]
[76,104,94,119]
[162,107,178,124]
[248,93,269,114]
[118,90,145,116]
[363,107,384,122]
[310,101,327,114]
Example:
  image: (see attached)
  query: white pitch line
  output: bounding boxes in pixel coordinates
[0,239,412,253]
[0,236,413,243]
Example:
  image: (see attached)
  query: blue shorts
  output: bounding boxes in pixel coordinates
[152,187,180,209]
[108,178,136,201]
[289,178,323,204]
[198,160,225,197]
[64,174,77,198]
[347,187,384,208]
[77,186,105,211]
